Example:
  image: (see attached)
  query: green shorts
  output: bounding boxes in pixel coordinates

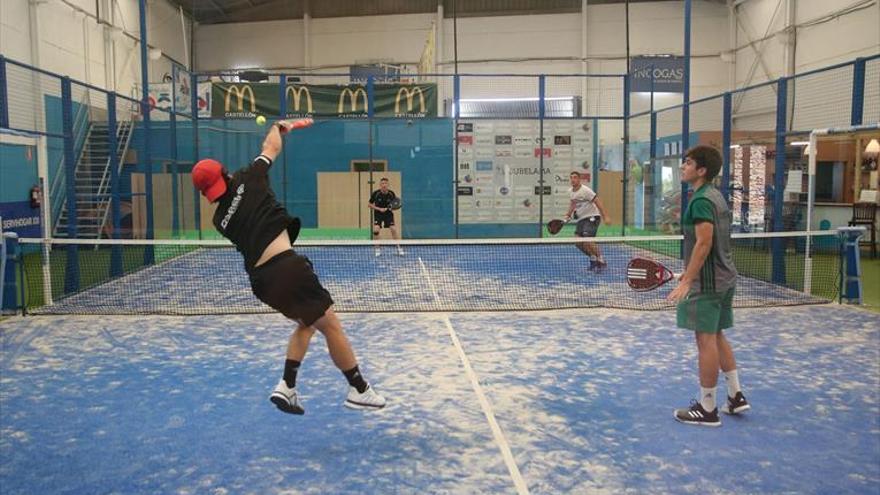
[676,287,735,333]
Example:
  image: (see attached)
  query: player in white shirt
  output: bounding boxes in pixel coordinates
[564,171,610,270]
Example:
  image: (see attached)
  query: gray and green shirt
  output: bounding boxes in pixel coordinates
[682,183,737,293]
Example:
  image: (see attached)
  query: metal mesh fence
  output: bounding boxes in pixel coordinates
[626,113,652,233]
[689,97,724,134]
[789,65,853,132]
[2,55,877,247]
[732,82,778,132]
[5,61,61,135]
[865,57,880,123]
[654,107,684,234]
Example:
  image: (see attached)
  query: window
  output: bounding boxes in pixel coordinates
[351,160,387,172]
[815,161,845,203]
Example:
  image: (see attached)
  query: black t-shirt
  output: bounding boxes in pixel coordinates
[212,155,301,272]
[369,189,396,214]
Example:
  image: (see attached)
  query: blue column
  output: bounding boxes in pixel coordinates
[107,93,122,276]
[279,74,287,119]
[538,75,546,237]
[622,74,630,236]
[138,0,154,263]
[649,111,658,227]
[170,66,180,237]
[367,76,374,119]
[2,233,20,312]
[851,58,866,126]
[0,55,8,129]
[61,77,79,293]
[592,119,599,191]
[771,77,788,285]
[453,74,461,239]
[681,0,692,233]
[191,72,201,238]
[721,92,732,203]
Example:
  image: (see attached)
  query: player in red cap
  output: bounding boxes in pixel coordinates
[192,118,386,415]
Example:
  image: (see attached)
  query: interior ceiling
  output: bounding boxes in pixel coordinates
[171,0,723,26]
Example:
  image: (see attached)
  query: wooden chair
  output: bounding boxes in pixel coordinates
[849,202,877,258]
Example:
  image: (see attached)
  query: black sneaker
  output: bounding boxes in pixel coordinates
[674,400,721,427]
[722,391,751,415]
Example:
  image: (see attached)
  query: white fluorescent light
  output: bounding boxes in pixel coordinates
[458,97,574,102]
[790,141,810,146]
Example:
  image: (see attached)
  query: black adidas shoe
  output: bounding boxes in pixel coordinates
[722,391,751,415]
[674,400,721,427]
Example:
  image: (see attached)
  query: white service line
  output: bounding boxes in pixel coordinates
[417,256,530,495]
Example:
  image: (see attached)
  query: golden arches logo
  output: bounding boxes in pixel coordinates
[224,85,256,113]
[285,85,313,114]
[395,86,426,114]
[338,87,368,113]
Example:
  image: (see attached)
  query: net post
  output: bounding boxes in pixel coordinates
[37,137,53,305]
[837,226,866,304]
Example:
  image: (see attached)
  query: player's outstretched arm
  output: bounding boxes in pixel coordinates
[261,118,314,162]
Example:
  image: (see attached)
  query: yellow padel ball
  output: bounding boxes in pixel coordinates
[255,115,267,126]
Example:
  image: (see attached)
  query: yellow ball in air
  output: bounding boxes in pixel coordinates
[255,115,267,126]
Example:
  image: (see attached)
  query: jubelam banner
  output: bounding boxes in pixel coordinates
[211,83,437,118]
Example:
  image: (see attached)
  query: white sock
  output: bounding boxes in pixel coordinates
[700,386,717,412]
[723,369,741,397]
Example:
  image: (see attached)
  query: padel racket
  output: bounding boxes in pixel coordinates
[546,218,571,235]
[390,198,402,210]
[627,257,679,291]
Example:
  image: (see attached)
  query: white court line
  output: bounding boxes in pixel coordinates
[417,256,530,495]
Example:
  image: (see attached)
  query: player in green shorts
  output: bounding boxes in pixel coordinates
[666,145,750,427]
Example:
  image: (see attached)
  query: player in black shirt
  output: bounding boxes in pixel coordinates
[191,118,386,415]
[368,177,404,256]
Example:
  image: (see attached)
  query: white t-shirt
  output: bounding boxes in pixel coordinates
[569,185,600,219]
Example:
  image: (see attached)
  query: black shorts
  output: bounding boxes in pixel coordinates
[374,211,394,228]
[248,250,334,326]
[575,216,601,237]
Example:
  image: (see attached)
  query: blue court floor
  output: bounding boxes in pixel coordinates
[1,304,878,494]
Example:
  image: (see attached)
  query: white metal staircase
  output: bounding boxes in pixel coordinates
[53,121,133,238]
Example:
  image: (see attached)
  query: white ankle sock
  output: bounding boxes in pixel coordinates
[723,369,741,397]
[700,386,717,412]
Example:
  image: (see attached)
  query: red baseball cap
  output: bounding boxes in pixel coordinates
[192,159,227,202]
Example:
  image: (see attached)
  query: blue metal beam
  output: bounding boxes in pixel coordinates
[139,0,155,263]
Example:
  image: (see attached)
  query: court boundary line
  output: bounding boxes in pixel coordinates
[417,256,530,495]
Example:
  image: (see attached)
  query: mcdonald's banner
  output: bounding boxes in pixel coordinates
[211,83,437,118]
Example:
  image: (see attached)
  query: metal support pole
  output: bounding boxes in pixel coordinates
[722,92,732,203]
[680,0,692,233]
[538,75,546,237]
[771,77,788,285]
[138,0,155,263]
[108,93,122,276]
[61,77,80,293]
